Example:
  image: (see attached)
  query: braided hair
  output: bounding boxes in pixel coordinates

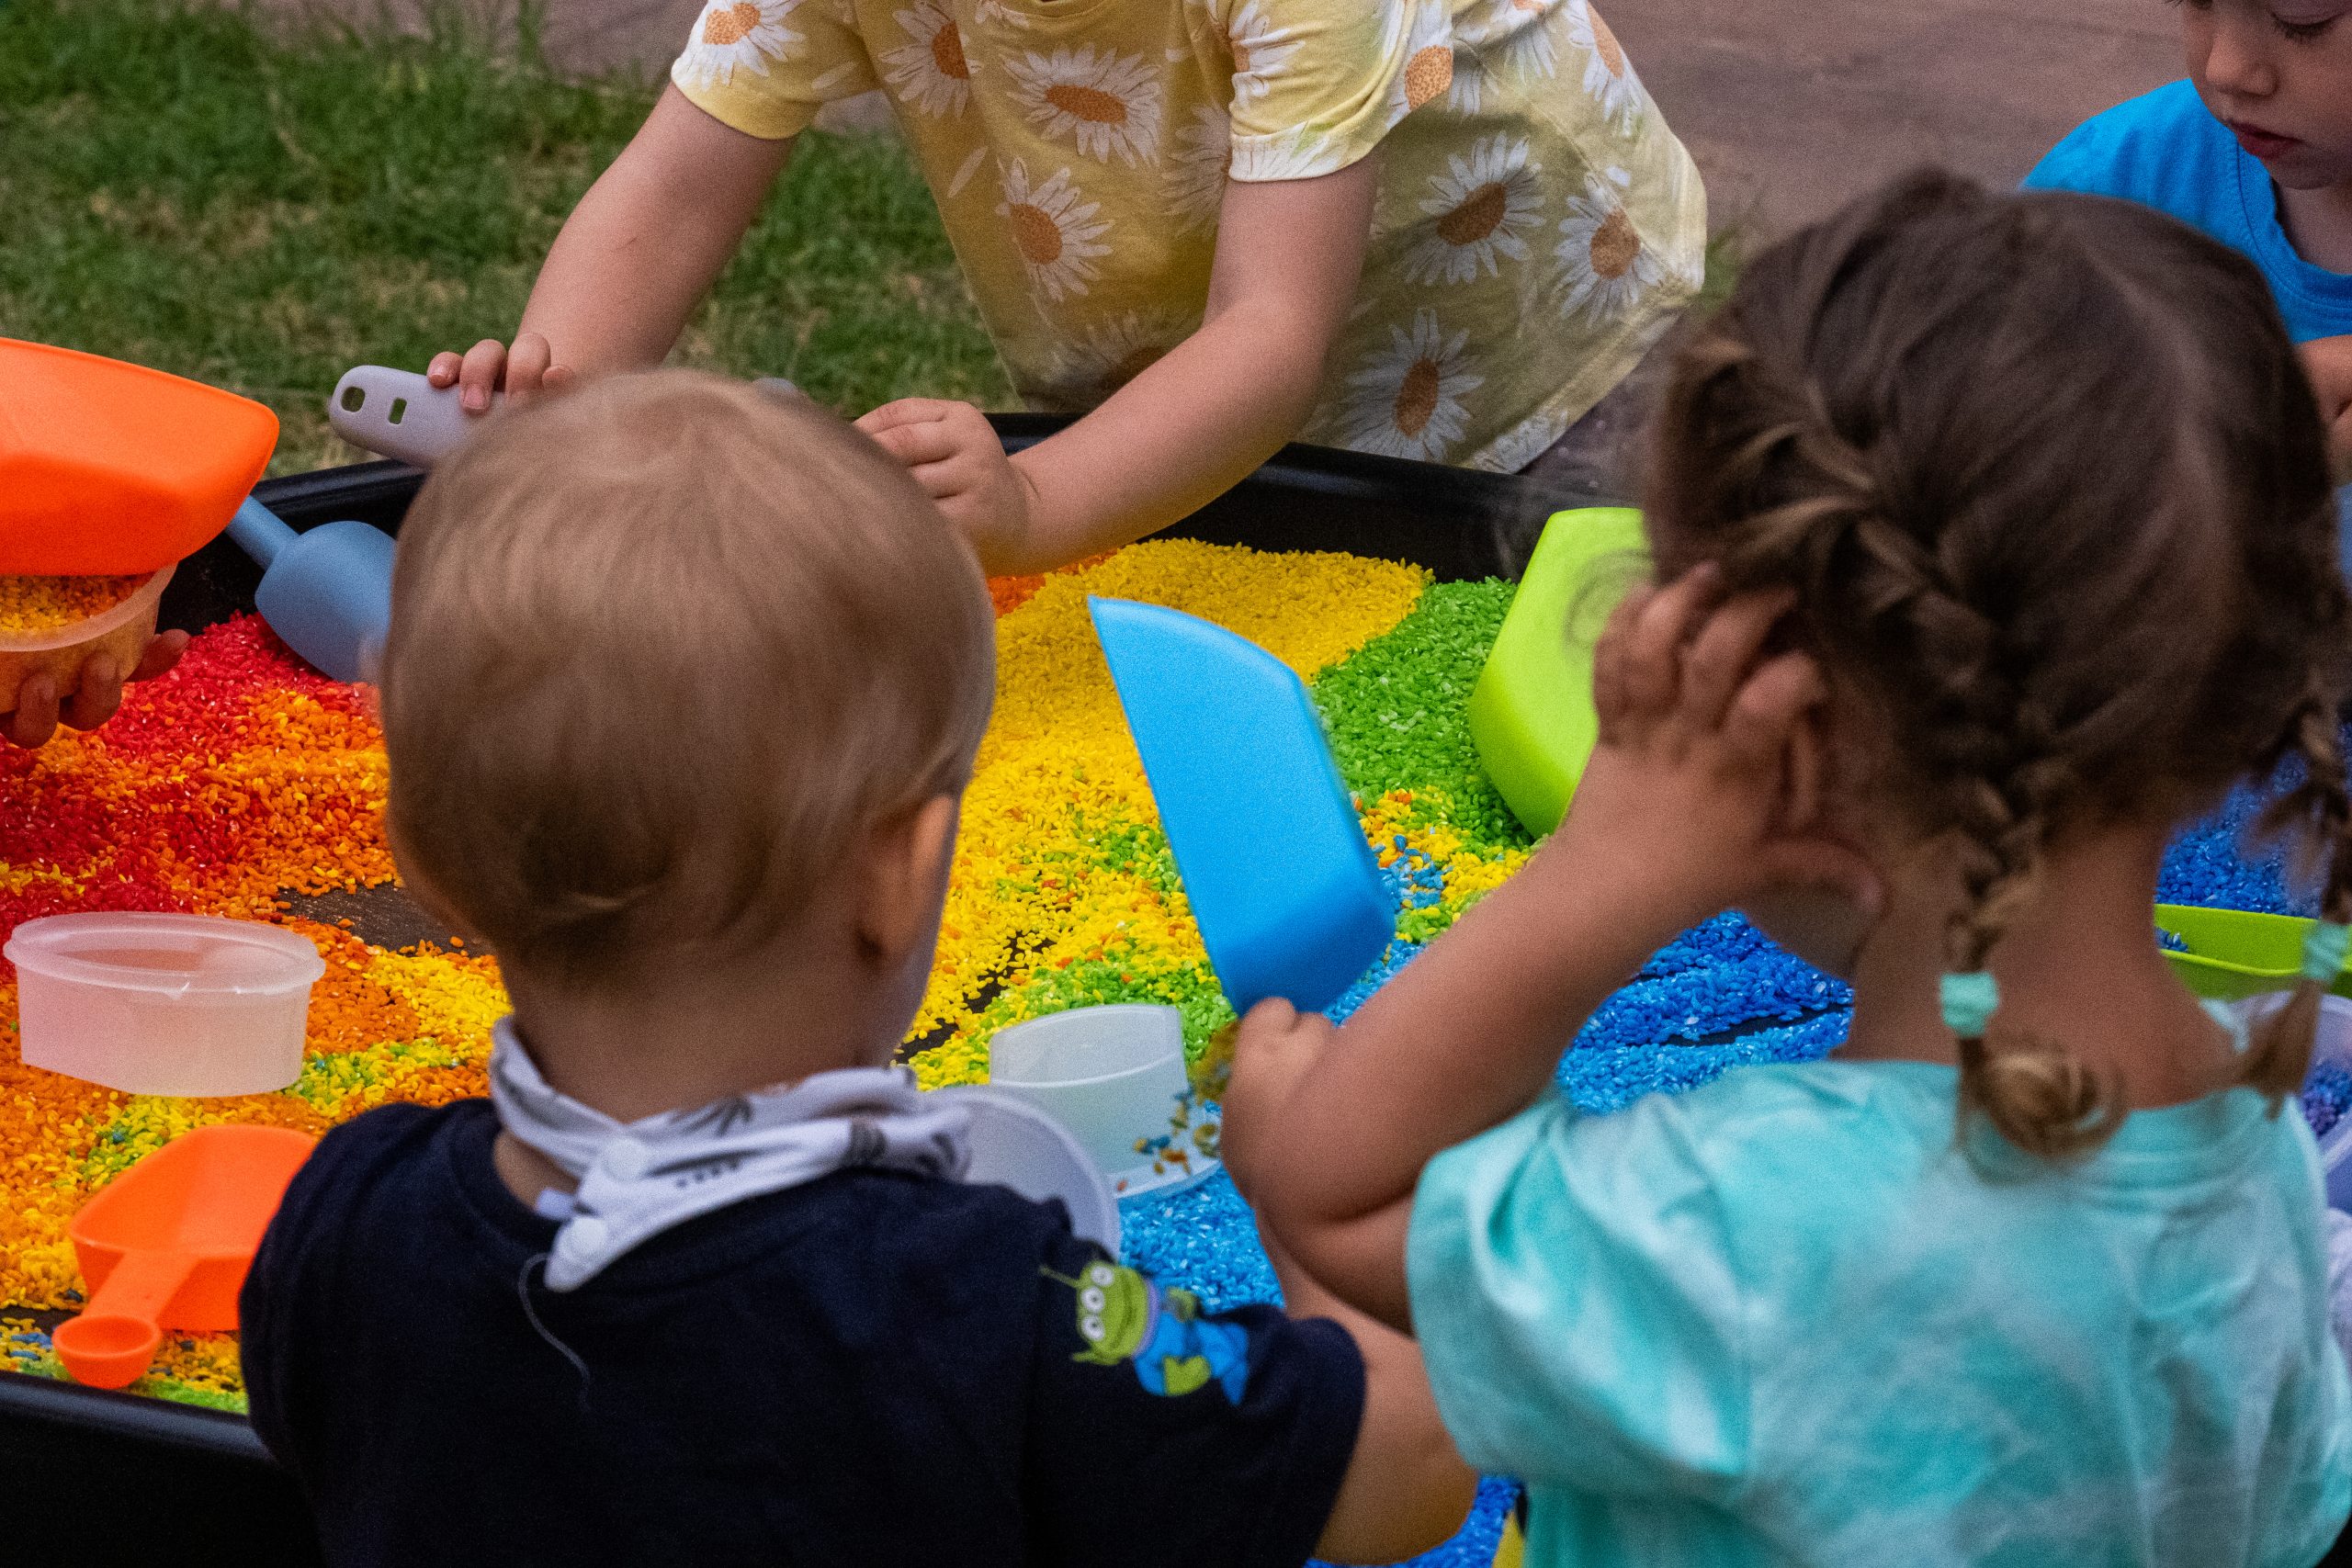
[1646,171,2349,1158]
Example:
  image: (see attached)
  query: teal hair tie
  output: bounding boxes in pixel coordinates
[1939,971,2000,1038]
[2301,920,2350,984]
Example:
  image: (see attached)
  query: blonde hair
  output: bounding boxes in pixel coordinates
[1647,172,2351,1158]
[379,370,995,991]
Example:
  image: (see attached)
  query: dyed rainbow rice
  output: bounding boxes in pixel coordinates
[0,575,147,638]
[0,535,2324,1568]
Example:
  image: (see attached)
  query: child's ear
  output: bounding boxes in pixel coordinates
[385,819,487,950]
[856,794,963,962]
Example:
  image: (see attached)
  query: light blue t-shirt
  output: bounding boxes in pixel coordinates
[1408,1060,2352,1568]
[2024,79,2352,344]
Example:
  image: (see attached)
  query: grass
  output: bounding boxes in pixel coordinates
[0,0,1012,472]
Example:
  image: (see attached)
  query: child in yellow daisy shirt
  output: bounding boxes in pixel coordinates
[427,0,1704,574]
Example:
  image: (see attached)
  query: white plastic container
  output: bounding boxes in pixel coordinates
[2300,995,2352,1212]
[987,1004,1219,1196]
[6,913,325,1097]
[933,1084,1119,1252]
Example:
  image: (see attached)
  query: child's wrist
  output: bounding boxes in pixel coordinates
[1533,813,1722,952]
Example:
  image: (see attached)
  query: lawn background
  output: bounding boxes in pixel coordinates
[0,0,1012,472]
[2,0,1737,475]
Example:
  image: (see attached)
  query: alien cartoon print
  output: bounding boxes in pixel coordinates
[1051,1258,1254,1401]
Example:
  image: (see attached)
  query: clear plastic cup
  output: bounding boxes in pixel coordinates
[933,1085,1119,1252]
[987,1005,1215,1193]
[2304,995,2352,1211]
[6,913,325,1097]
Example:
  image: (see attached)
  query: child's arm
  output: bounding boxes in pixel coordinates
[2303,336,2352,479]
[1258,1223,1476,1563]
[858,161,1376,576]
[425,87,794,410]
[1222,572,1879,1330]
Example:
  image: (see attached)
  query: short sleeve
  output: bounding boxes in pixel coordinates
[2020,117,2120,197]
[670,0,881,142]
[1022,1231,1365,1568]
[1407,1092,1750,1500]
[1214,0,1449,183]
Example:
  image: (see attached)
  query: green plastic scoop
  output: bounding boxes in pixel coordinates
[1468,508,1649,837]
[2154,903,2352,1000]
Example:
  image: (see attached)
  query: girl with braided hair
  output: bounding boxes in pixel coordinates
[1218,169,2352,1566]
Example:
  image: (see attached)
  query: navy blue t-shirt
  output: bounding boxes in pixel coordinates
[240,1100,1364,1567]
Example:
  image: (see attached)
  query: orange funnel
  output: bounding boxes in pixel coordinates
[52,1123,316,1389]
[0,339,278,576]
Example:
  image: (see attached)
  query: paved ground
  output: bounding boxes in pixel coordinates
[1607,0,2184,236]
[277,0,2189,227]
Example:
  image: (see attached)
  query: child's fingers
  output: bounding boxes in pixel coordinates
[426,352,464,388]
[870,421,966,471]
[1679,589,1796,730]
[457,340,507,412]
[1722,651,1825,768]
[6,675,61,750]
[503,334,554,405]
[1589,586,1648,734]
[1620,564,1720,716]
[130,630,189,685]
[59,655,125,733]
[856,398,964,435]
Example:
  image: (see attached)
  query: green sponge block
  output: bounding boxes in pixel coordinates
[1467,508,1649,838]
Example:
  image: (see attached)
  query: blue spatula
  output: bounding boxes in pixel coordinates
[224,499,394,683]
[1090,598,1392,1015]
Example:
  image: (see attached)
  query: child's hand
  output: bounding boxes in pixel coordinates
[1216,998,1335,1205]
[2301,336,2352,479]
[1566,565,1877,936]
[3,630,187,749]
[857,400,1037,576]
[425,334,576,414]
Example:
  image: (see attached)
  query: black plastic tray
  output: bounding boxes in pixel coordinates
[3,422,1594,1566]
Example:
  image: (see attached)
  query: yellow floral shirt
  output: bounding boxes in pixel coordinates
[673,0,1705,470]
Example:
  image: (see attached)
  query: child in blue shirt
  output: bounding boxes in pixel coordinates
[2024,0,2350,473]
[1220,172,2352,1566]
[238,372,1475,1567]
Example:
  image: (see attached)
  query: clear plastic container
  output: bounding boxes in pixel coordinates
[933,1085,1119,1252]
[2304,995,2352,1211]
[6,913,325,1097]
[0,565,173,714]
[987,1004,1218,1195]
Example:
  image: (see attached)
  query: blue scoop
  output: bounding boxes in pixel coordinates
[1091,598,1392,1016]
[225,498,394,682]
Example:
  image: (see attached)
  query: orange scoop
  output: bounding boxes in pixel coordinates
[0,339,278,576]
[52,1123,317,1389]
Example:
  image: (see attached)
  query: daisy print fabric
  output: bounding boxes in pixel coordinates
[672,0,1704,469]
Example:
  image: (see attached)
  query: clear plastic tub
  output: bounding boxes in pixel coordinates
[2302,995,2352,1211]
[987,1004,1219,1195]
[6,913,325,1097]
[0,565,173,714]
[933,1084,1119,1252]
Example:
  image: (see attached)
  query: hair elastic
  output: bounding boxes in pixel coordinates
[2301,920,2350,985]
[1939,971,2000,1038]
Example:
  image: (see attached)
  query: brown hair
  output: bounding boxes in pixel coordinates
[379,371,995,991]
[1646,170,2350,1157]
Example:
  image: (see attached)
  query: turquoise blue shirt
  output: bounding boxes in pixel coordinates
[2023,81,2352,582]
[2024,80,2352,344]
[1408,1060,2352,1567]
